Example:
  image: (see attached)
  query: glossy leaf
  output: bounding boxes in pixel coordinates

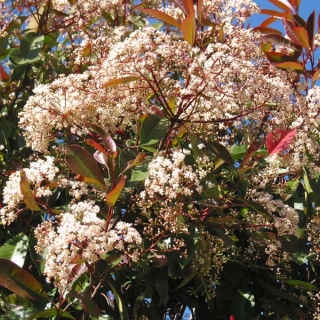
[105,136,117,152]
[312,68,320,83]
[266,128,297,155]
[0,64,10,81]
[9,33,44,66]
[0,258,48,301]
[292,26,309,48]
[65,145,105,187]
[253,27,283,35]
[260,16,279,27]
[140,9,181,29]
[182,0,195,15]
[283,18,303,46]
[26,309,75,320]
[123,153,147,173]
[20,170,41,211]
[85,139,106,154]
[106,175,126,207]
[0,233,28,268]
[102,76,139,88]
[140,114,168,146]
[265,51,297,63]
[204,140,234,167]
[263,34,301,51]
[181,13,196,46]
[273,61,304,70]
[107,282,130,320]
[261,9,292,20]
[26,5,45,33]
[307,11,315,49]
[93,150,108,166]
[75,175,107,191]
[268,0,294,12]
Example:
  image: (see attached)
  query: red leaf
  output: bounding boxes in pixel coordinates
[266,128,297,155]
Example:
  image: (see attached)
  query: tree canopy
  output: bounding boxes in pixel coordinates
[1,0,320,319]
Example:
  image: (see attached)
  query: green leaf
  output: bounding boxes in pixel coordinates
[108,282,130,320]
[140,9,181,29]
[189,133,201,158]
[230,290,255,320]
[203,140,234,167]
[29,230,45,275]
[140,114,168,146]
[26,308,75,320]
[122,152,147,174]
[65,145,106,191]
[240,198,272,220]
[279,278,319,291]
[0,258,48,301]
[0,233,28,267]
[9,33,44,66]
[20,170,41,211]
[175,268,197,290]
[181,13,196,46]
[106,176,126,207]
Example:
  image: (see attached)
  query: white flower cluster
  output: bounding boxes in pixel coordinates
[34,201,142,289]
[141,149,203,201]
[0,158,59,225]
[250,191,299,236]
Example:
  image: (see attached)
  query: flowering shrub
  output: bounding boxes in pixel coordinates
[1,0,320,319]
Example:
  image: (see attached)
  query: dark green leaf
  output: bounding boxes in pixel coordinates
[140,114,168,146]
[65,145,106,190]
[108,282,130,320]
[0,233,28,267]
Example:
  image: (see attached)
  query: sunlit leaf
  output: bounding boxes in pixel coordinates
[0,65,10,81]
[260,16,279,27]
[283,18,303,46]
[181,13,196,46]
[107,282,130,320]
[261,9,293,20]
[85,139,106,154]
[106,176,126,207]
[105,136,117,152]
[93,150,108,166]
[140,9,181,29]
[102,76,139,88]
[0,233,28,268]
[123,153,147,173]
[253,27,283,35]
[182,0,195,15]
[25,5,45,33]
[266,128,297,155]
[26,308,75,320]
[0,258,48,301]
[268,0,294,12]
[292,26,309,48]
[274,61,304,70]
[312,68,320,83]
[20,170,41,211]
[65,145,105,188]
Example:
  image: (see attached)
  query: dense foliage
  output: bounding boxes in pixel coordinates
[0,0,320,319]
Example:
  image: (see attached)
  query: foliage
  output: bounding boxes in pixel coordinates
[0,0,320,319]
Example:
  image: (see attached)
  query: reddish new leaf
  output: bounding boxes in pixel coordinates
[283,18,304,46]
[260,16,279,27]
[307,11,315,49]
[268,0,294,13]
[266,128,297,155]
[293,26,309,48]
[182,0,195,15]
[85,139,106,154]
[102,76,139,88]
[312,68,320,83]
[0,65,10,81]
[253,27,283,35]
[106,176,126,207]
